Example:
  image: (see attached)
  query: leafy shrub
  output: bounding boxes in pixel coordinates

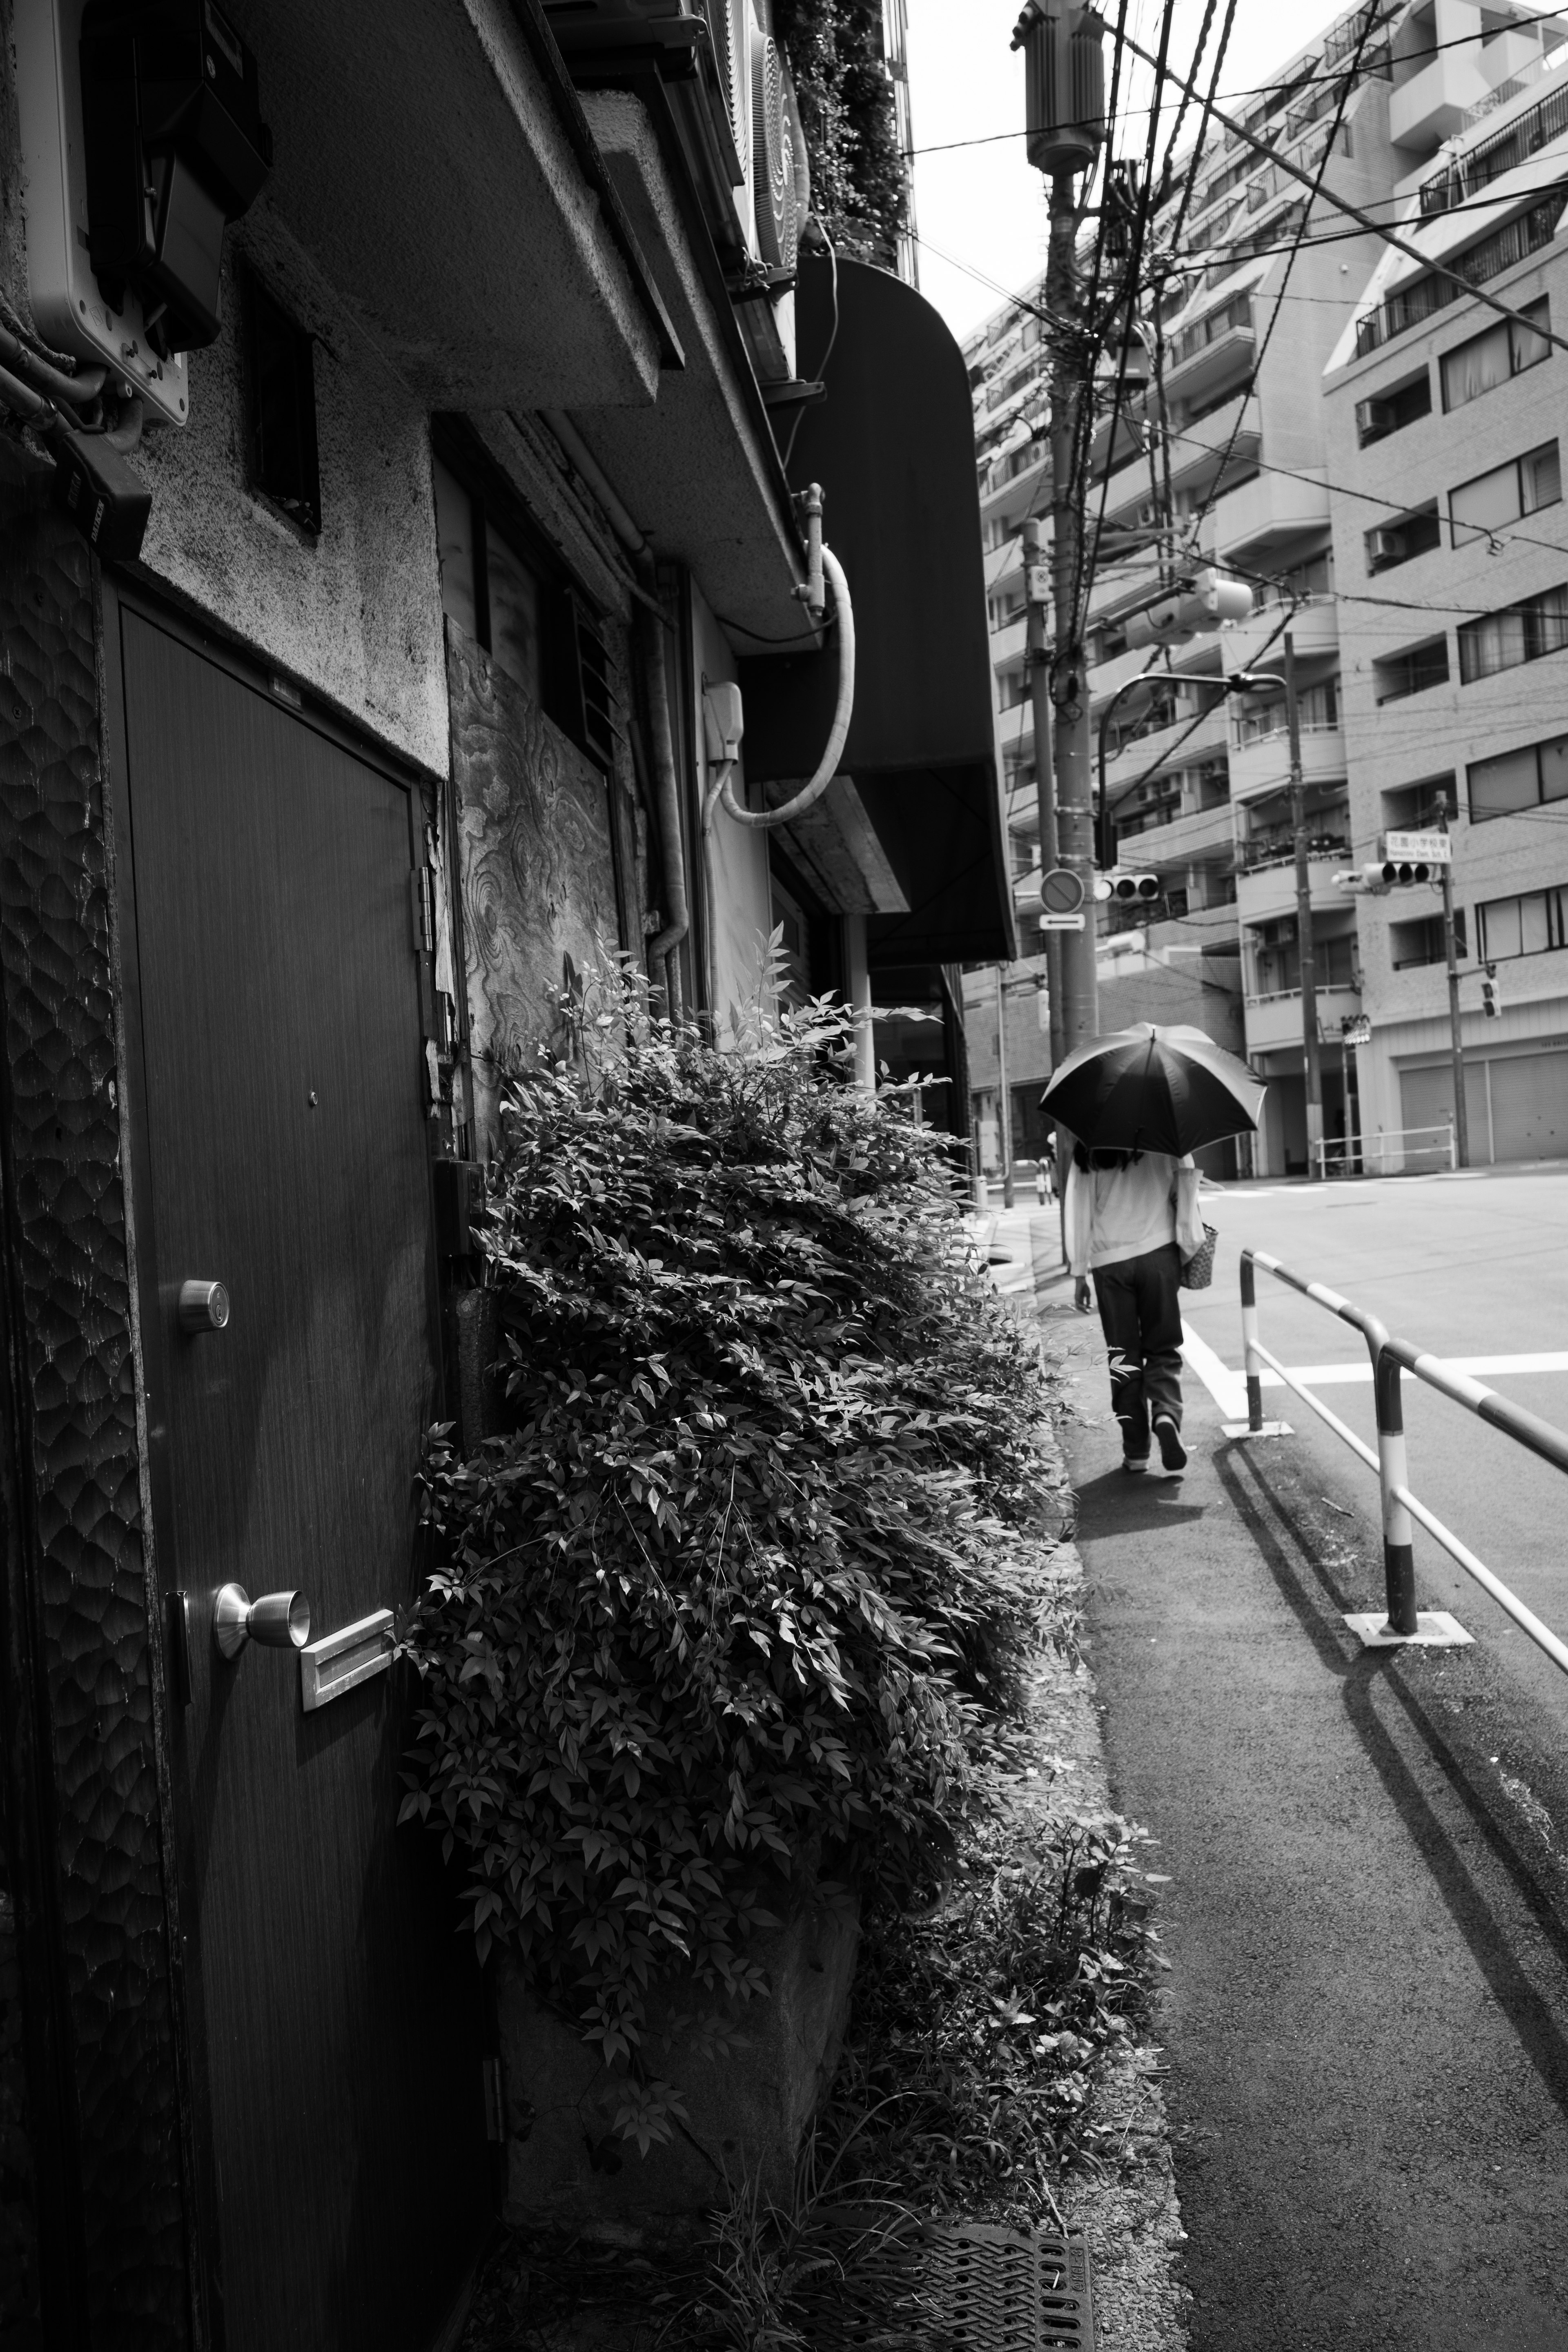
[398,969,1054,2117]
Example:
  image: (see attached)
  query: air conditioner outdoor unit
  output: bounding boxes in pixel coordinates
[1367,526,1405,564]
[1356,396,1394,438]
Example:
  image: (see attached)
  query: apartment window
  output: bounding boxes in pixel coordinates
[1365,503,1440,573]
[1440,299,1550,411]
[1374,638,1450,703]
[998,668,1030,710]
[245,275,321,535]
[1382,774,1454,831]
[1168,291,1253,370]
[1468,732,1568,820]
[1356,207,1559,359]
[1476,884,1568,961]
[1457,584,1568,684]
[1355,371,1431,448]
[1390,910,1466,970]
[1450,442,1561,547]
[1235,677,1338,743]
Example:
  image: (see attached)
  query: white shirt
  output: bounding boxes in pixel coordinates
[1065,1150,1205,1275]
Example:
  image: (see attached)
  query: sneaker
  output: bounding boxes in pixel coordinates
[1122,1453,1149,1475]
[1153,1416,1188,1474]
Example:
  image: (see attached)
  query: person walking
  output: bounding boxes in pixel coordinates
[1066,1138,1206,1474]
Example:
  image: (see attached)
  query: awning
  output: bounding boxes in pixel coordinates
[738,254,1015,967]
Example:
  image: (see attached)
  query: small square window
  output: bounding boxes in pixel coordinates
[245,276,321,536]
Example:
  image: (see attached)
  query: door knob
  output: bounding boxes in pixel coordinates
[179,1279,230,1334]
[214,1584,310,1660]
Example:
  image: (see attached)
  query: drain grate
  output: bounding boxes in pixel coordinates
[922,2222,1096,2351]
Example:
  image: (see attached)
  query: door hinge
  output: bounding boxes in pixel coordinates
[410,868,434,954]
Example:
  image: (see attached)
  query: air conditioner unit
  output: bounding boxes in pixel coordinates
[1366,526,1405,565]
[751,31,807,274]
[1355,396,1394,439]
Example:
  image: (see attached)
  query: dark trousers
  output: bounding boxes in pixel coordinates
[1092,1243,1184,1457]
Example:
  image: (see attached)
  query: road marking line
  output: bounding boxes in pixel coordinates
[1190,1348,1568,1394]
[1180,1322,1247,1421]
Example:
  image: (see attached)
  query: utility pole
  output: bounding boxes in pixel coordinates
[1440,812,1470,1168]
[1021,515,1064,1070]
[1047,171,1098,1056]
[1285,630,1324,1178]
[995,962,1015,1207]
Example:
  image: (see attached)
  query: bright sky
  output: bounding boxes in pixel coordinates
[906,0,1355,341]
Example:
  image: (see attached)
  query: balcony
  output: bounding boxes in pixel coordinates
[1167,391,1261,497]
[1101,702,1230,793]
[1235,847,1352,926]
[1202,469,1330,563]
[991,615,1027,668]
[1227,722,1346,805]
[1221,595,1338,675]
[1163,318,1256,410]
[1389,51,1494,149]
[1244,985,1363,1058]
[1112,796,1235,869]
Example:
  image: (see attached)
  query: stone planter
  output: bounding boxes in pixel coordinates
[497,1893,860,2234]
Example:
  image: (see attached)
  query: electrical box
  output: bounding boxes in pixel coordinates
[14,0,270,427]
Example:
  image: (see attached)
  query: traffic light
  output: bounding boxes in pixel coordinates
[1125,568,1254,649]
[1011,4,1107,176]
[1481,962,1502,1017]
[1094,870,1160,903]
[1334,861,1434,893]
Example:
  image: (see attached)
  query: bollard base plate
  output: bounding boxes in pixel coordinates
[1344,1610,1473,1650]
[1222,1419,1292,1438]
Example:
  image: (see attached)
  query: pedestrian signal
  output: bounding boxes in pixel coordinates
[1093,870,1161,903]
[1481,962,1502,1018]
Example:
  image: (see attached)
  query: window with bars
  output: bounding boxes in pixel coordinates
[1354,201,1563,357]
[1457,583,1568,684]
[1477,885,1568,960]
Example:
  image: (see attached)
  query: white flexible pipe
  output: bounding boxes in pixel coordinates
[718,546,855,829]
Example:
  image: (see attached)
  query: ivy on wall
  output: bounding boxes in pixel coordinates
[774,0,906,269]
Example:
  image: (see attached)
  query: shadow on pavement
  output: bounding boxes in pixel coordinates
[1215,1434,1568,2130]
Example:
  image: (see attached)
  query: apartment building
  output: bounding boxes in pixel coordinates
[1322,23,1568,1165]
[964,0,1564,1175]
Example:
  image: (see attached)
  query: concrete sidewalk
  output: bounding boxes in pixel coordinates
[1004,1227,1568,2351]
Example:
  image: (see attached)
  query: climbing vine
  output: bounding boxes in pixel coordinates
[774,0,907,270]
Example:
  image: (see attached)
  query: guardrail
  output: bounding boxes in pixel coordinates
[1239,1247,1568,1673]
[1313,1121,1455,1180]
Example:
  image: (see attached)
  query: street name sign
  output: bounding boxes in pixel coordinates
[1383,829,1451,864]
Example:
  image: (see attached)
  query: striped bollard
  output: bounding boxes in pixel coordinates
[1240,1252,1265,1434]
[1373,1348,1418,1637]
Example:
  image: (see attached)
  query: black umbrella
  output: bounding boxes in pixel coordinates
[1041,1023,1265,1156]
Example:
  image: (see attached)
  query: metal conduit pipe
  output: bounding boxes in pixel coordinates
[717,546,855,831]
[635,555,690,1019]
[0,320,105,409]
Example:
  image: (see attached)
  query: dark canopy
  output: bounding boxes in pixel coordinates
[739,253,1015,967]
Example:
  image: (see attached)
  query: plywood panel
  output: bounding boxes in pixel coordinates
[445,621,620,1145]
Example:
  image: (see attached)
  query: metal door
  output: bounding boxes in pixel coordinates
[108,602,488,2352]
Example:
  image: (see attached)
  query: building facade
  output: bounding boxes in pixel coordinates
[1323,17,1568,1165]
[963,0,1565,1176]
[0,3,1005,2343]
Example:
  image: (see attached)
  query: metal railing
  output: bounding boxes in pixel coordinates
[1314,1121,1455,1179]
[1238,1248,1568,1673]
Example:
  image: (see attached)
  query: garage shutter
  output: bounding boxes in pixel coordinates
[1396,1062,1481,1166]
[1489,1048,1568,1160]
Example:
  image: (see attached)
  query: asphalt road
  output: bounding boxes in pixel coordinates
[982,1171,1568,2349]
[1180,1163,1568,1735]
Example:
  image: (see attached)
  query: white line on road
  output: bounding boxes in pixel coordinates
[1180,1322,1247,1421]
[1180,1336,1568,1411]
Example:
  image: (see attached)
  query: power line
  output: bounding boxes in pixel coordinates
[910,18,1553,158]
